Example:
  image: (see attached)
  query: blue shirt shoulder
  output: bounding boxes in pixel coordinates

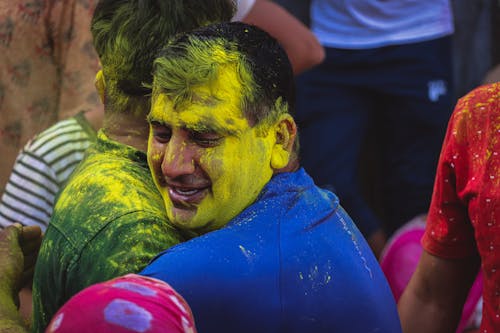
[141,169,402,333]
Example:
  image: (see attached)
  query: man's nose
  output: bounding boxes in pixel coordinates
[161,136,195,179]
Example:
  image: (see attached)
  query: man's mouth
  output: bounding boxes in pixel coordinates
[167,184,210,207]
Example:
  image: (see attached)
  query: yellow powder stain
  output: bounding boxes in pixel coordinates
[148,63,280,232]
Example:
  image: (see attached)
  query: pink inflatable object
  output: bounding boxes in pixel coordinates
[380,218,483,333]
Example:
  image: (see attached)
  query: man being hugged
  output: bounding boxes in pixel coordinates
[141,21,402,333]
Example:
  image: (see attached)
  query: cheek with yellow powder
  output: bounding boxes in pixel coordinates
[193,128,275,229]
[147,50,285,230]
[147,129,165,189]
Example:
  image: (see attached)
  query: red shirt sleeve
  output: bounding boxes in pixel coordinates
[422,87,483,259]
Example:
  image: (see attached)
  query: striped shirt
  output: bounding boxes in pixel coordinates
[0,112,97,231]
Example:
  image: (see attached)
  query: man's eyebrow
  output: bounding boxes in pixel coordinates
[183,121,240,136]
[146,114,164,125]
[147,113,242,136]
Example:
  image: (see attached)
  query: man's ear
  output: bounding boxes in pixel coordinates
[271,114,297,170]
[94,69,106,104]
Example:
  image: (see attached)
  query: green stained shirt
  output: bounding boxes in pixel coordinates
[31,131,183,332]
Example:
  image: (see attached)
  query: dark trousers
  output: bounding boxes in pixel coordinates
[295,36,454,237]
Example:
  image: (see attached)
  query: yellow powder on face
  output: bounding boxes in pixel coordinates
[148,63,281,233]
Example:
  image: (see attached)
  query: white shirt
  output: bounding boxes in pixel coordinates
[311,0,454,49]
[233,0,256,21]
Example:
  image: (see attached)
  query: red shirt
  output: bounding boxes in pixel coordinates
[423,82,500,332]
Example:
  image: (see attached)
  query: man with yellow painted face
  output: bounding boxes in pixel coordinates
[30,1,236,331]
[141,22,402,333]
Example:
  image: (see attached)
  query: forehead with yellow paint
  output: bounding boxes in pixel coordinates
[149,62,252,135]
[147,47,281,233]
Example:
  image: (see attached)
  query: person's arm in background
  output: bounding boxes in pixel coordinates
[398,250,479,333]
[0,224,42,333]
[239,0,325,75]
[367,228,387,259]
[483,63,500,84]
[398,82,493,332]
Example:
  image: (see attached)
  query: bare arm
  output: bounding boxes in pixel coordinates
[483,63,500,84]
[242,0,325,75]
[367,228,386,259]
[398,250,480,333]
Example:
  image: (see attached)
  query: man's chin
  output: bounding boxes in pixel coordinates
[168,207,213,233]
[168,206,195,225]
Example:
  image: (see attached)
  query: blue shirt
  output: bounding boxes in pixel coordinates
[141,168,401,332]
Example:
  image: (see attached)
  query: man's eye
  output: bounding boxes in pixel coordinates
[191,133,222,147]
[152,128,171,143]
